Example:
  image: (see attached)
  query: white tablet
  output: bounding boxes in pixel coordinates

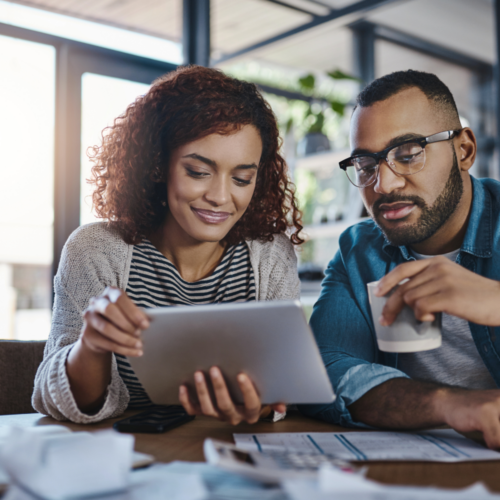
[128,300,335,405]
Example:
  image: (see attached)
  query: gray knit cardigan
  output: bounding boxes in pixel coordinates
[32,222,301,423]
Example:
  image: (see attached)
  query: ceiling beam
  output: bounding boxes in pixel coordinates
[352,21,375,86]
[265,0,329,17]
[370,22,492,72]
[183,0,211,66]
[257,83,319,102]
[301,0,335,6]
[213,0,405,65]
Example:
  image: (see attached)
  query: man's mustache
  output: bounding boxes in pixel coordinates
[372,194,426,215]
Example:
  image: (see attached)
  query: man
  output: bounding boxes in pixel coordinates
[300,70,500,449]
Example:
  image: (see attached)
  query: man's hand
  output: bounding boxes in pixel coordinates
[437,389,500,449]
[375,257,500,326]
[349,379,500,450]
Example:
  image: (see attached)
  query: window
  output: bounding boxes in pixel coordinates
[0,35,55,339]
[0,26,171,341]
[80,74,150,225]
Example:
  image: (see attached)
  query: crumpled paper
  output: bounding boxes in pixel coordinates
[0,427,133,499]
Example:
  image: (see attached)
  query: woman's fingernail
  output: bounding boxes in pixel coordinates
[179,386,186,395]
[135,340,142,348]
[210,367,219,379]
[141,320,149,329]
[138,350,143,356]
[195,372,204,383]
[237,373,247,383]
[134,328,142,337]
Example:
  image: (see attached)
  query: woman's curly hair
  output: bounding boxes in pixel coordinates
[89,65,303,246]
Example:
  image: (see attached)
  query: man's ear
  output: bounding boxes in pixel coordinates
[456,128,476,172]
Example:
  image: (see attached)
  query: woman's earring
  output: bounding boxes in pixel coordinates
[161,200,167,207]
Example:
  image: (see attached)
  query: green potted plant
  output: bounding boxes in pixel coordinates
[295,70,359,157]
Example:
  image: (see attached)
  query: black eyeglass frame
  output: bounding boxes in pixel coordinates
[339,129,462,187]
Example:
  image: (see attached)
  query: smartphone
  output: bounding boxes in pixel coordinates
[113,405,195,433]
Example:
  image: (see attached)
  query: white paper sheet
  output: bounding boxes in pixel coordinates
[234,429,500,462]
[283,464,500,499]
[0,428,134,499]
[2,463,210,500]
[17,462,281,500]
[284,478,500,500]
[0,425,154,493]
[0,425,73,493]
[0,424,71,441]
[144,462,286,500]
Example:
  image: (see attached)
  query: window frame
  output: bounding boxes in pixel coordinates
[0,22,177,283]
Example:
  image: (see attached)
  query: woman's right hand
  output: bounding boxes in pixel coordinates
[81,286,149,357]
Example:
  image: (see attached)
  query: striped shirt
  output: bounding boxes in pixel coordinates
[116,239,256,407]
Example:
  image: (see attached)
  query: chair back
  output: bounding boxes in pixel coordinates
[0,340,46,415]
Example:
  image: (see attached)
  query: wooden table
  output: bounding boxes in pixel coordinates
[2,411,500,492]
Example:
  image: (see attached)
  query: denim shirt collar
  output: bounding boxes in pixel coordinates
[382,176,492,261]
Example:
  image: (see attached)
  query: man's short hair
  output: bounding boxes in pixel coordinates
[355,70,460,124]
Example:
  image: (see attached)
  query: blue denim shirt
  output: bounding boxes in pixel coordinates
[300,176,500,427]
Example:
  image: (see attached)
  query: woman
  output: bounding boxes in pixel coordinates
[33,65,303,424]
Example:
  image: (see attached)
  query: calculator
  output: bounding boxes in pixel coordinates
[203,438,356,483]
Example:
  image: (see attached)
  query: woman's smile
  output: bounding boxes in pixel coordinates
[166,126,262,244]
[191,207,232,224]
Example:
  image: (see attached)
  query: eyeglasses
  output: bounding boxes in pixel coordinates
[339,129,462,188]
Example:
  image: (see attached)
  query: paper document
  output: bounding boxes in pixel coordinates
[234,429,500,462]
[56,462,283,500]
[0,428,133,499]
[284,470,500,500]
[0,425,73,494]
[0,425,153,494]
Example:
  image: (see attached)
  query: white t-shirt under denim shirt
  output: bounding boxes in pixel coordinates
[397,248,498,390]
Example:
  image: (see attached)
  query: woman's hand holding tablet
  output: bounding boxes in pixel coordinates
[128,302,334,419]
[73,286,278,424]
[179,367,286,425]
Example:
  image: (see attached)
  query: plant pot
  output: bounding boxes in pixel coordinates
[297,132,331,157]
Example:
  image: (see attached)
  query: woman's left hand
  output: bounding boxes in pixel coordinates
[178,367,286,425]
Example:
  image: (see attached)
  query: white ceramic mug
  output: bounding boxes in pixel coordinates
[367,280,442,353]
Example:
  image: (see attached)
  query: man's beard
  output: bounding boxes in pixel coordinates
[370,150,464,247]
